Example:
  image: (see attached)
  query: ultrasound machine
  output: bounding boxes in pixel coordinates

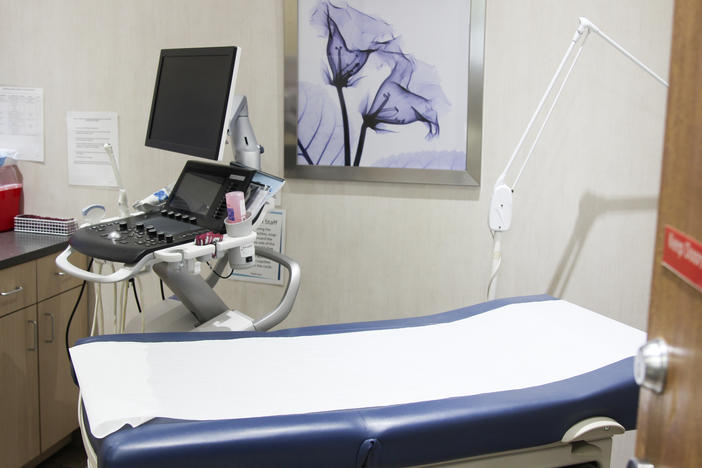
[57,46,300,333]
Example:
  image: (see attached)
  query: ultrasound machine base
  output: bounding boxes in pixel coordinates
[123,298,256,333]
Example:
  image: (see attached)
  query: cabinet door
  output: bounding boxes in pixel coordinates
[37,286,88,451]
[36,251,87,302]
[0,261,36,318]
[0,305,40,468]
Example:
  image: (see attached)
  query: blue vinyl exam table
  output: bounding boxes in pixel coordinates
[70,295,645,468]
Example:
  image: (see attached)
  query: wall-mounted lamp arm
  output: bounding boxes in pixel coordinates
[486,17,668,300]
[580,18,668,88]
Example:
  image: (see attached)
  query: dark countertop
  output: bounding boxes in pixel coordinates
[0,230,70,269]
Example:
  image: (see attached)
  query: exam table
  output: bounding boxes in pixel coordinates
[70,295,645,468]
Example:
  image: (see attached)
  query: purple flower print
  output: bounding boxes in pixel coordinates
[311,0,395,165]
[355,51,445,166]
[302,1,448,168]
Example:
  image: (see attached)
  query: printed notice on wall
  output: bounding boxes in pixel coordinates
[230,210,286,285]
[0,87,44,162]
[67,111,119,186]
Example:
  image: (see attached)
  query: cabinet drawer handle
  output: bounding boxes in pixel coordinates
[55,271,67,277]
[28,320,38,351]
[44,313,55,343]
[1,286,23,296]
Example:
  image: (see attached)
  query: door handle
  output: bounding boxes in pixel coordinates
[44,312,55,343]
[1,285,24,296]
[627,457,655,468]
[634,337,668,394]
[27,320,38,351]
[55,271,68,277]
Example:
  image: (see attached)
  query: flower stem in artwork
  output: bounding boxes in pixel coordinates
[353,122,368,167]
[335,85,351,166]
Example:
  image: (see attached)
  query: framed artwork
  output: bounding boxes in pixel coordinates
[284,0,485,185]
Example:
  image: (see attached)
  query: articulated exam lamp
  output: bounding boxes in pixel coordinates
[487,17,669,301]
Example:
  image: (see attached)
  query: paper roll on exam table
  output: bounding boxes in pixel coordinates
[70,295,645,468]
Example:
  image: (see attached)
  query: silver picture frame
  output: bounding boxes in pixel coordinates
[284,0,485,186]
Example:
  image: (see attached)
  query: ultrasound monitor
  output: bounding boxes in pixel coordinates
[168,172,224,215]
[145,46,240,161]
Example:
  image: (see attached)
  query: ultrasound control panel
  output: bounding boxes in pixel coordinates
[69,160,256,263]
[71,212,210,263]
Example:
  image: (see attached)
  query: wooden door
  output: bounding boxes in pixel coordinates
[37,287,87,451]
[634,0,702,466]
[0,305,40,468]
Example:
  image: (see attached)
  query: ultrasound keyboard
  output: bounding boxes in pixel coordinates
[70,210,210,264]
[68,160,264,264]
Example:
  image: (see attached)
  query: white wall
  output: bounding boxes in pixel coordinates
[0,1,674,464]
[286,0,671,332]
[484,0,672,329]
[1,0,672,332]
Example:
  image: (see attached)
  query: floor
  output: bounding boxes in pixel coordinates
[37,431,87,468]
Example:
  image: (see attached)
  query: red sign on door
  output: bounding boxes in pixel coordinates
[662,225,702,293]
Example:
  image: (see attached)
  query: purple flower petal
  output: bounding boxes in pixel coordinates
[363,52,446,139]
[311,1,395,87]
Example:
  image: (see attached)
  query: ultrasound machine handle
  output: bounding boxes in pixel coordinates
[251,247,300,331]
[57,227,259,284]
[55,247,152,283]
[152,231,257,263]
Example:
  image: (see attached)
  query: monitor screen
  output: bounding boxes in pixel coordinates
[168,171,226,215]
[145,46,239,161]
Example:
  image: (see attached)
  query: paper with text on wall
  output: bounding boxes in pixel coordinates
[0,87,44,162]
[66,111,119,186]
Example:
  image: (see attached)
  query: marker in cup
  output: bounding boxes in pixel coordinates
[225,191,246,222]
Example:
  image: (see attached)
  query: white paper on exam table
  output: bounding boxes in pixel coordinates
[70,300,646,439]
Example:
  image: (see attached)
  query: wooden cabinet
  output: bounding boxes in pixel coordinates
[0,261,37,318]
[38,288,88,451]
[0,251,88,467]
[0,305,40,468]
[36,254,85,302]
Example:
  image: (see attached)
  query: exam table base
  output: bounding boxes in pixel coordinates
[79,402,615,468]
[416,437,613,468]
